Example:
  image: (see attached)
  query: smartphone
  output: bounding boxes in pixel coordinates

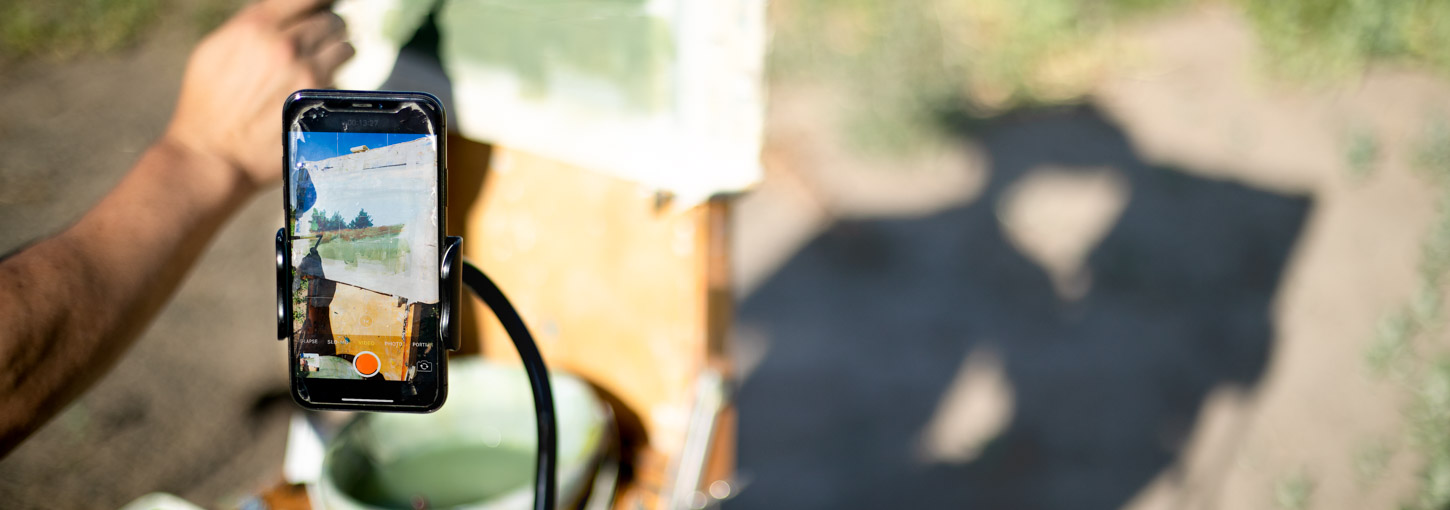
[282,90,448,412]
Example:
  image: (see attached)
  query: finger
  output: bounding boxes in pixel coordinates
[310,40,356,84]
[288,10,346,56]
[259,0,336,28]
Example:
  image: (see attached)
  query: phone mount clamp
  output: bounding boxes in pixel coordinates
[276,232,559,510]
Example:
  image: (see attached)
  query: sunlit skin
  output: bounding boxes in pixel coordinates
[0,0,353,457]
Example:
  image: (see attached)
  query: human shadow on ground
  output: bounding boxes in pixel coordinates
[731,105,1311,509]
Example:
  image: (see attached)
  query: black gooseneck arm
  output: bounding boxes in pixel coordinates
[457,255,558,510]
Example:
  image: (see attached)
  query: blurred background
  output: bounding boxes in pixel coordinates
[5,0,1450,509]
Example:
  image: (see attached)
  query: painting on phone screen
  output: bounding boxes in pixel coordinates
[287,132,438,382]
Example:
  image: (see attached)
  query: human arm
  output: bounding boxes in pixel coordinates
[0,0,353,456]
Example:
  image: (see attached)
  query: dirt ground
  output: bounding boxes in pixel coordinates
[0,27,294,508]
[731,5,1450,510]
[0,3,1448,510]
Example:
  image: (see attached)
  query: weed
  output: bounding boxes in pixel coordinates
[1405,361,1450,509]
[1416,120,1450,183]
[0,0,161,62]
[1345,128,1380,183]
[1367,310,1415,378]
[1366,117,1450,510]
[1273,469,1316,510]
[0,0,254,63]
[772,0,1450,159]
[1241,0,1450,80]
[770,0,1185,154]
[191,0,245,36]
[1353,439,1394,486]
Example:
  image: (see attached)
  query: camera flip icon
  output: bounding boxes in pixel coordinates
[415,360,433,373]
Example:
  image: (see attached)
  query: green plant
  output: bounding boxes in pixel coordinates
[769,0,1185,154]
[0,0,252,63]
[1406,362,1450,509]
[1365,117,1450,510]
[191,0,245,36]
[1345,128,1380,183]
[1353,438,1394,486]
[1241,0,1450,80]
[0,0,161,62]
[1273,469,1315,510]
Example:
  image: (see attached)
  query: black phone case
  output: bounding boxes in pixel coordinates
[279,89,450,413]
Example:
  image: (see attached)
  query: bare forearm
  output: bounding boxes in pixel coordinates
[0,0,347,458]
[0,137,252,454]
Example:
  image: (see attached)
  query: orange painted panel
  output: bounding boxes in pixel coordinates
[327,283,414,381]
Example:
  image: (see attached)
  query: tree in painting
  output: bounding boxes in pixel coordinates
[350,209,374,229]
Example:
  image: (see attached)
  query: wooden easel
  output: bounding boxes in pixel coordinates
[448,135,737,509]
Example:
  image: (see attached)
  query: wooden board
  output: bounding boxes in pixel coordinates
[325,283,414,381]
[447,136,734,508]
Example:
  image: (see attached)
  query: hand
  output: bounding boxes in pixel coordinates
[164,0,353,192]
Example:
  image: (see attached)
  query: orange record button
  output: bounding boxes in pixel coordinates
[354,351,381,377]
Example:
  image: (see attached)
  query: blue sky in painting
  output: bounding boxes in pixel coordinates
[293,132,429,164]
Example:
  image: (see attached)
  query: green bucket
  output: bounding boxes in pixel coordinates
[316,358,611,509]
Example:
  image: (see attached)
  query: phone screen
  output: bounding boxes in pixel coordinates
[284,92,446,410]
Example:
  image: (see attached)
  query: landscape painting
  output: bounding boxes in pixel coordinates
[288,132,440,382]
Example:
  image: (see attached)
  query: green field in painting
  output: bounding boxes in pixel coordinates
[316,226,410,274]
